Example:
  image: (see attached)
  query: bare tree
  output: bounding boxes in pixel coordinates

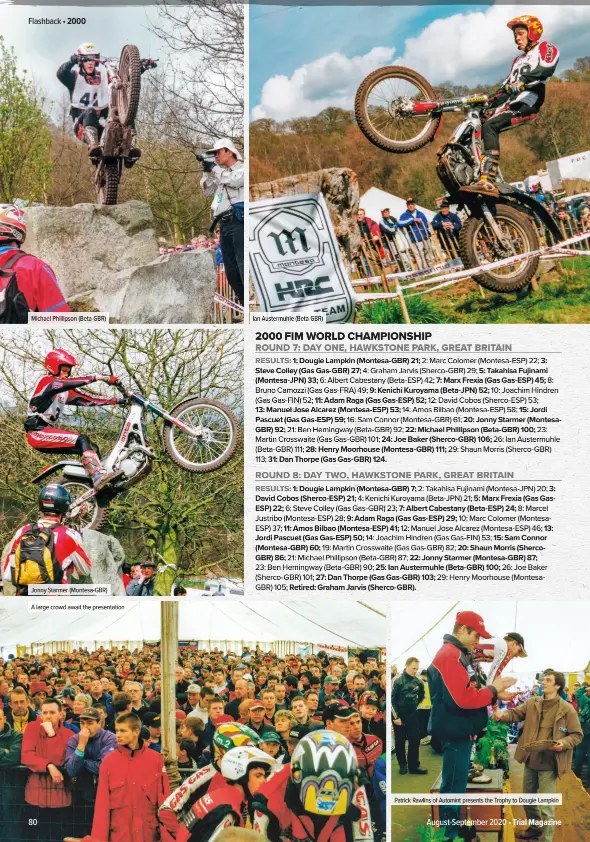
[146,0,244,146]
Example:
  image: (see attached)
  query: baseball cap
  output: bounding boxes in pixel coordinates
[288,724,310,742]
[260,730,281,744]
[322,701,354,723]
[406,197,416,204]
[324,675,339,685]
[58,688,76,700]
[505,632,528,657]
[79,708,101,722]
[248,699,265,710]
[140,560,157,568]
[143,712,161,727]
[440,200,450,208]
[455,610,492,639]
[187,684,201,693]
[359,692,379,708]
[206,137,243,161]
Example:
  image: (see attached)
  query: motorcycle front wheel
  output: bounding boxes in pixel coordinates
[118,44,142,126]
[56,478,107,531]
[355,66,442,153]
[163,398,240,472]
[96,159,120,205]
[459,204,540,292]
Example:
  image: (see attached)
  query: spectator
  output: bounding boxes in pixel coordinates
[181,683,202,716]
[574,683,590,783]
[65,706,117,837]
[125,681,149,721]
[91,712,170,842]
[200,138,244,304]
[0,704,24,840]
[392,657,427,776]
[322,701,354,740]
[432,200,462,245]
[247,699,274,738]
[225,678,250,719]
[359,691,386,744]
[6,687,37,733]
[398,197,433,266]
[22,698,73,842]
[348,709,382,779]
[125,560,157,596]
[494,670,583,842]
[274,710,296,753]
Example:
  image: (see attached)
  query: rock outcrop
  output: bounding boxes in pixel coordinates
[251,168,360,260]
[23,201,217,323]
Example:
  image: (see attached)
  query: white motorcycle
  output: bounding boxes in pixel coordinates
[31,381,240,530]
[355,65,564,292]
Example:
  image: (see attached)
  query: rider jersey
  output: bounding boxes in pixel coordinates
[501,41,559,108]
[57,60,111,113]
[3,518,92,584]
[0,247,69,314]
[27,374,119,428]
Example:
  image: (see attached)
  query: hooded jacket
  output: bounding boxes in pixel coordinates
[91,739,170,842]
[427,634,497,743]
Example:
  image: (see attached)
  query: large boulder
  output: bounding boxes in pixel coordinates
[101,251,218,324]
[250,167,361,260]
[23,201,159,302]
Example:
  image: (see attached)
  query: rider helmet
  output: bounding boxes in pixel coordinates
[290,730,358,817]
[507,15,543,44]
[76,42,100,61]
[44,349,78,376]
[0,205,26,244]
[212,722,260,763]
[220,746,276,787]
[39,484,71,516]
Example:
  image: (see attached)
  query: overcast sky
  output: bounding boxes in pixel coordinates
[251,4,590,121]
[1,5,170,116]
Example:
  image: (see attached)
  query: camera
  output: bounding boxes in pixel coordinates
[196,152,216,172]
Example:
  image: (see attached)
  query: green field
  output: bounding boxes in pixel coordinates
[357,257,590,324]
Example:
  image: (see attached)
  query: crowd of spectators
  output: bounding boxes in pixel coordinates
[0,644,386,841]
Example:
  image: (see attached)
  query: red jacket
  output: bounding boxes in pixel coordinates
[92,741,170,842]
[0,247,70,313]
[22,719,72,808]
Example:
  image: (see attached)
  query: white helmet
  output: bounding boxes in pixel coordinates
[76,42,100,60]
[220,746,276,782]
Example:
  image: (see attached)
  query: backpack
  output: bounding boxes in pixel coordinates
[14,523,62,587]
[0,251,29,324]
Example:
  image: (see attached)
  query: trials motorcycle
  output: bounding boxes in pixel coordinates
[355,66,564,292]
[92,45,156,205]
[31,381,240,530]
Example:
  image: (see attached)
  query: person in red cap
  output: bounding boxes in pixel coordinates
[246,699,274,738]
[427,610,517,840]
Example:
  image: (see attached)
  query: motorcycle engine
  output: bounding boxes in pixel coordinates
[437,143,476,194]
[119,450,147,478]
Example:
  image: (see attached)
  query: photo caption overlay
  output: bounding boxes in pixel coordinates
[245,325,587,597]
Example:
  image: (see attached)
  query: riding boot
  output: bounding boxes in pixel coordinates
[461,151,500,197]
[83,126,102,162]
[82,450,123,490]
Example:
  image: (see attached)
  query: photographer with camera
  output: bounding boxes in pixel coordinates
[199,139,245,306]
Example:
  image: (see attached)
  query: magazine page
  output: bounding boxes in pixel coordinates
[249,3,590,842]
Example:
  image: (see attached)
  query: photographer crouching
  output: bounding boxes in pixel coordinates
[199,138,245,305]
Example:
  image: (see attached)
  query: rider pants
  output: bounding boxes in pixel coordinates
[26,427,99,457]
[219,217,244,305]
[72,107,108,142]
[482,101,538,153]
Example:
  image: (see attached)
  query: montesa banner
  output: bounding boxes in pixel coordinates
[249,192,355,322]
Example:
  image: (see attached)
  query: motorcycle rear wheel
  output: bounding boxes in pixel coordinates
[118,44,142,126]
[355,66,441,153]
[459,204,540,292]
[56,478,107,531]
[163,398,240,472]
[97,159,120,205]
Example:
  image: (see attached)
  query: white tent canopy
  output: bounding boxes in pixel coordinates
[391,601,589,681]
[360,186,435,224]
[0,600,386,654]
